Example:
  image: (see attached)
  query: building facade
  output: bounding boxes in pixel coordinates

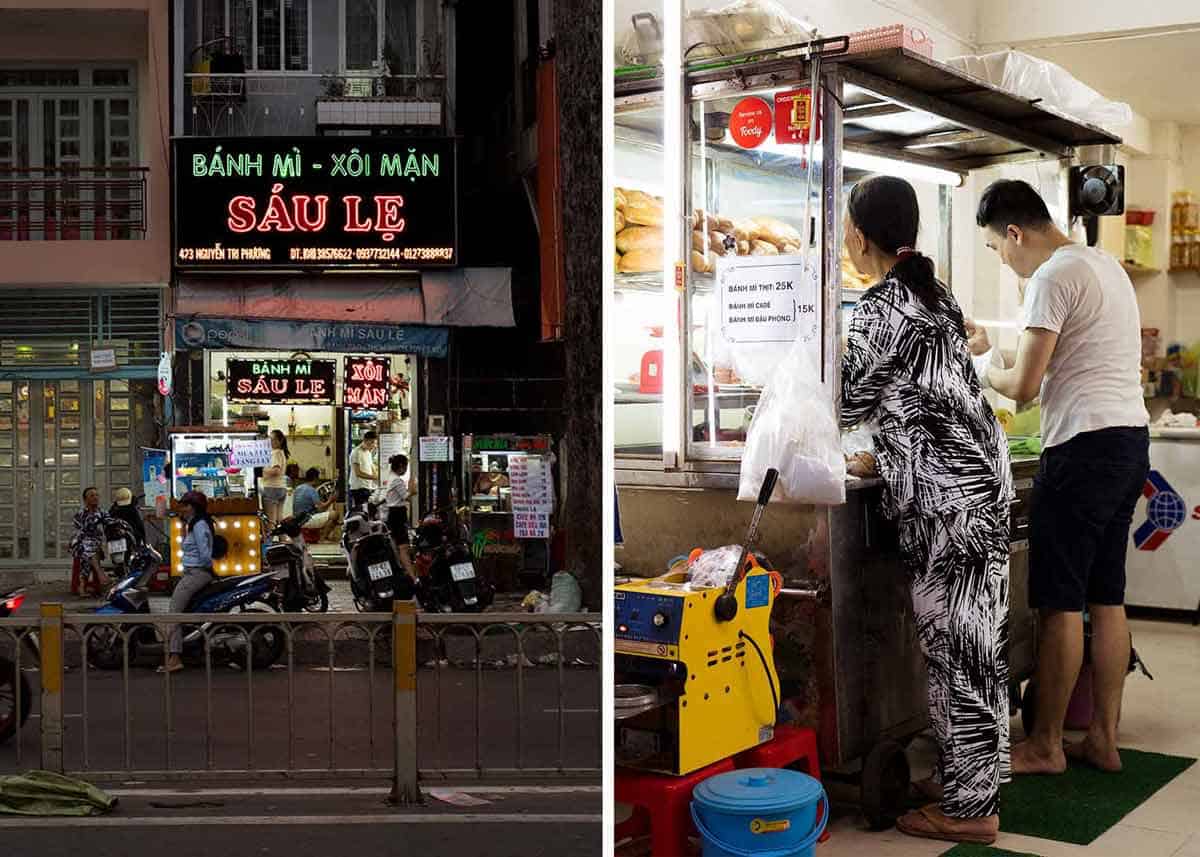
[0,1,170,571]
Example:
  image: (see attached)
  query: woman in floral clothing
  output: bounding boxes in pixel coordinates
[71,487,112,595]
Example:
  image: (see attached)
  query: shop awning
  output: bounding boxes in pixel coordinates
[174,268,515,328]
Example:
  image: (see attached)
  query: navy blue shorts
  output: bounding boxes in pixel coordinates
[1029,426,1149,611]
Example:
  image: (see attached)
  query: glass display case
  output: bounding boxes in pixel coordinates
[170,429,259,500]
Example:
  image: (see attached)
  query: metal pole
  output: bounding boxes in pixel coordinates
[389,601,420,805]
[38,603,65,773]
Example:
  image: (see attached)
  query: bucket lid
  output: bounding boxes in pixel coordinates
[692,767,823,815]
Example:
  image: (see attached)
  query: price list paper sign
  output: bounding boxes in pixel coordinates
[717,254,819,345]
[509,455,552,539]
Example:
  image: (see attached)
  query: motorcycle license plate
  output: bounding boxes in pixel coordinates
[108,540,126,557]
[450,562,475,582]
[368,562,392,582]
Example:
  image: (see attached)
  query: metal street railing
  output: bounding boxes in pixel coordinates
[0,604,599,802]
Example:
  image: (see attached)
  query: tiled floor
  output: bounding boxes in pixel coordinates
[817,618,1200,857]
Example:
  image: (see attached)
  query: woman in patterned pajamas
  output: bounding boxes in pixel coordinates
[840,176,1012,845]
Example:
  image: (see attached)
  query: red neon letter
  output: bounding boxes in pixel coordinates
[227,196,257,233]
[292,194,329,232]
[374,195,406,241]
[257,183,296,232]
[342,196,372,232]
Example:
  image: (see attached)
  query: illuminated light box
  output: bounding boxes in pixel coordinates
[226,358,337,405]
[343,356,391,410]
[172,137,458,270]
[170,514,262,578]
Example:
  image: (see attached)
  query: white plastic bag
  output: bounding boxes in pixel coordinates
[841,424,875,457]
[547,571,583,613]
[946,50,1133,130]
[738,337,845,505]
[687,545,743,589]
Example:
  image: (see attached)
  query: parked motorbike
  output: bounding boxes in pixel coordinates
[102,517,139,578]
[264,514,330,613]
[342,504,416,613]
[87,555,287,671]
[0,589,37,744]
[411,509,493,613]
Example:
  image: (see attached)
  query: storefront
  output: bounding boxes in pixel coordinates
[612,37,1121,799]
[0,288,164,568]
[170,136,515,554]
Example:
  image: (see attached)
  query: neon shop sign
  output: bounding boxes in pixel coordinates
[173,137,457,270]
[226,359,338,405]
[342,356,391,410]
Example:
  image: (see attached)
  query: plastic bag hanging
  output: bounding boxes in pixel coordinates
[737,334,845,505]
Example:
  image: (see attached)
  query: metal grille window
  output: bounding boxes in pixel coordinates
[344,0,379,71]
[201,0,309,72]
[0,290,163,374]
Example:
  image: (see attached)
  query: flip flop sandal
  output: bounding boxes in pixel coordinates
[896,804,997,845]
[156,663,184,674]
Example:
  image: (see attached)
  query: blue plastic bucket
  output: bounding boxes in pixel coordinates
[691,768,827,857]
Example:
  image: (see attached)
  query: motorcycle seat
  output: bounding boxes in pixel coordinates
[186,575,247,610]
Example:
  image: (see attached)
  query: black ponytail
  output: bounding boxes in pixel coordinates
[847,175,943,312]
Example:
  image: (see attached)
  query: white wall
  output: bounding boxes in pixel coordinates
[614,0,981,60]
[978,1,1200,47]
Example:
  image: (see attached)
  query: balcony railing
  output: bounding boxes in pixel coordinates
[183,72,446,137]
[0,167,148,241]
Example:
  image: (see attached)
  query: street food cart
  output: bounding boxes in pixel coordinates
[613,34,1120,825]
[167,426,265,578]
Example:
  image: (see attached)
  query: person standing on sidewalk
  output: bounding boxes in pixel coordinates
[348,431,379,512]
[159,491,215,674]
[970,179,1150,775]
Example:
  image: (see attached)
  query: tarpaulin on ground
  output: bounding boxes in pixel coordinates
[0,771,117,816]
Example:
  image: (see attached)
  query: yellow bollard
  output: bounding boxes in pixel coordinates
[390,600,420,805]
[39,603,64,773]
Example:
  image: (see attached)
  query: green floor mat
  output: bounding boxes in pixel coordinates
[942,846,1043,857]
[998,748,1195,845]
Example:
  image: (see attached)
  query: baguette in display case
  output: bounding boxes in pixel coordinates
[749,216,804,249]
[617,226,665,254]
[620,248,664,273]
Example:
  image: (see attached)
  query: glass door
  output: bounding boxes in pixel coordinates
[0,379,124,564]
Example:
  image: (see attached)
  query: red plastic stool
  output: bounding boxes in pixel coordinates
[616,758,735,857]
[734,725,829,843]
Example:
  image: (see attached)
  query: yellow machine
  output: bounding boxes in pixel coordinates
[614,566,780,775]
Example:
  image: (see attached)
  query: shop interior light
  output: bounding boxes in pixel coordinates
[660,0,684,465]
[219,521,228,529]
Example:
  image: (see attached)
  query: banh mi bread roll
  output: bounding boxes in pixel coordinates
[732,221,754,243]
[749,216,803,249]
[615,210,626,234]
[737,239,751,256]
[615,188,628,211]
[624,200,664,227]
[750,240,780,256]
[692,229,708,253]
[691,250,713,273]
[615,252,622,271]
[616,226,664,254]
[710,231,730,256]
[619,248,663,273]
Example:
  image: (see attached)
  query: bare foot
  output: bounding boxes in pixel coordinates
[1011,739,1067,775]
[1065,736,1122,772]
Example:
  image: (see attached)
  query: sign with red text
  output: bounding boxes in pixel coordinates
[342,356,391,410]
[774,88,820,145]
[729,97,773,149]
[172,137,457,270]
[226,358,337,405]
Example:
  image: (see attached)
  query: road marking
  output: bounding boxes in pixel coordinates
[105,785,600,797]
[0,813,602,828]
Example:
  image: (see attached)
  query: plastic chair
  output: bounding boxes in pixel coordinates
[616,758,735,857]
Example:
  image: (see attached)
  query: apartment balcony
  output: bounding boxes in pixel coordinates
[183,71,446,137]
[0,167,148,241]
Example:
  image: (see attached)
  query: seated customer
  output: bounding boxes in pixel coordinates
[292,467,340,541]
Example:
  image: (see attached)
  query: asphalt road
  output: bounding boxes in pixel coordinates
[0,784,602,857]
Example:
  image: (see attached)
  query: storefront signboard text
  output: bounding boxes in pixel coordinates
[173,137,457,270]
[343,356,391,410]
[175,318,449,358]
[230,438,273,469]
[226,358,337,405]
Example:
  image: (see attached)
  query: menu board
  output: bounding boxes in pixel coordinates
[509,455,552,539]
[230,438,273,468]
[343,356,391,410]
[419,436,453,462]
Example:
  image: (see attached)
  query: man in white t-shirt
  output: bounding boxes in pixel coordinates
[348,430,379,511]
[969,180,1149,779]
